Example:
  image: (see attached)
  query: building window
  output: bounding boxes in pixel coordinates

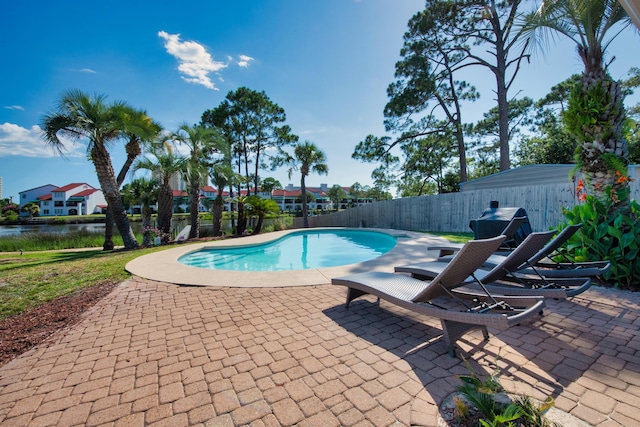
[43,209,49,215]
[54,201,63,207]
[54,209,63,215]
[22,194,26,199]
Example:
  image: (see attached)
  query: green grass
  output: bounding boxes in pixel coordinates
[0,231,118,252]
[427,231,474,243]
[0,230,147,252]
[0,246,167,320]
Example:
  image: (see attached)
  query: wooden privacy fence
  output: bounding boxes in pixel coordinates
[300,180,640,233]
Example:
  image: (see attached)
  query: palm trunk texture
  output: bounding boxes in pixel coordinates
[91,145,139,249]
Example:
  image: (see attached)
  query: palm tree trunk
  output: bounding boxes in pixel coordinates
[212,196,224,237]
[301,176,309,228]
[189,180,200,239]
[157,183,173,235]
[91,144,139,249]
[253,214,264,234]
[141,205,152,246]
[103,139,141,250]
[237,201,246,235]
[577,71,629,201]
[103,209,115,250]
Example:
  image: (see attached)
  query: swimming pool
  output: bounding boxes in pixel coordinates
[178,229,397,271]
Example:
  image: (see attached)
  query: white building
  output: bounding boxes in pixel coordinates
[19,183,107,217]
[18,184,58,216]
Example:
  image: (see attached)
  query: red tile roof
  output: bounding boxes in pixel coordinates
[54,183,90,192]
[38,194,52,201]
[272,189,301,197]
[73,189,99,197]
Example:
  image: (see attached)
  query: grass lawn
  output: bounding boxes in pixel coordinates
[0,246,167,320]
[427,231,473,243]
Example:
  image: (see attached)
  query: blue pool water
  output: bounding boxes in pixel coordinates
[178,229,397,271]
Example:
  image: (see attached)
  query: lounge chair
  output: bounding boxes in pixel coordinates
[396,231,593,299]
[508,224,610,278]
[332,235,545,357]
[435,224,610,278]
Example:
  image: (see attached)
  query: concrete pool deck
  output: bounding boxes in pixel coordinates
[0,230,638,426]
[125,228,450,287]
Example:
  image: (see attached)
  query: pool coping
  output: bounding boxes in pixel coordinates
[125,227,450,287]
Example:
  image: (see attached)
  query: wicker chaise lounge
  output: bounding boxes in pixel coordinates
[434,223,611,278]
[396,231,593,299]
[331,236,545,357]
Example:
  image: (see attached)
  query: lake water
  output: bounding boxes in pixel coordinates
[0,223,107,237]
[0,218,270,238]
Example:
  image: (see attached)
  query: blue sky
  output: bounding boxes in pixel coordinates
[0,0,638,202]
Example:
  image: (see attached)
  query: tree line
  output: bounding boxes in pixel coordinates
[39,88,392,250]
[354,0,638,199]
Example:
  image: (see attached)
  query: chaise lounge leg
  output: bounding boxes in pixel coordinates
[345,288,369,308]
[441,319,489,358]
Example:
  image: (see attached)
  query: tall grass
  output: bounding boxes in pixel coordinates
[0,230,140,252]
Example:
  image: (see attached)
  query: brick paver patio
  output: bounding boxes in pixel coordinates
[0,277,638,426]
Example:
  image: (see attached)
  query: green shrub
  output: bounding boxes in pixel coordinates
[456,360,560,427]
[3,211,18,221]
[560,185,640,289]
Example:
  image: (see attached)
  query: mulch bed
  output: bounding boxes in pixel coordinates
[0,282,118,367]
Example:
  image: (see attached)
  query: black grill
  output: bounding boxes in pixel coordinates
[469,205,532,246]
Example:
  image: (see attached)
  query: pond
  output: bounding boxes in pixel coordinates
[0,223,107,237]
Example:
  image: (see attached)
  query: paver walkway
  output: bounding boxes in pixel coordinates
[0,278,638,426]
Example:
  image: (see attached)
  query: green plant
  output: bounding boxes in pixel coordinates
[452,396,470,421]
[456,358,560,427]
[457,371,506,422]
[3,211,18,221]
[478,404,522,427]
[514,396,561,427]
[561,185,640,289]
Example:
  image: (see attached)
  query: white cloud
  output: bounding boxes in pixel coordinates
[79,68,97,74]
[237,55,254,68]
[4,105,24,111]
[158,31,227,90]
[0,123,85,158]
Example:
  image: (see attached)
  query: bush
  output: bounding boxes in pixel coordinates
[3,211,18,221]
[560,184,640,289]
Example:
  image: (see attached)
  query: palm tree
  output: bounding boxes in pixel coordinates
[103,108,161,250]
[171,123,226,239]
[287,141,328,228]
[41,89,143,249]
[209,160,239,237]
[21,202,40,220]
[522,0,635,201]
[133,141,187,235]
[122,178,159,246]
[245,196,280,234]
